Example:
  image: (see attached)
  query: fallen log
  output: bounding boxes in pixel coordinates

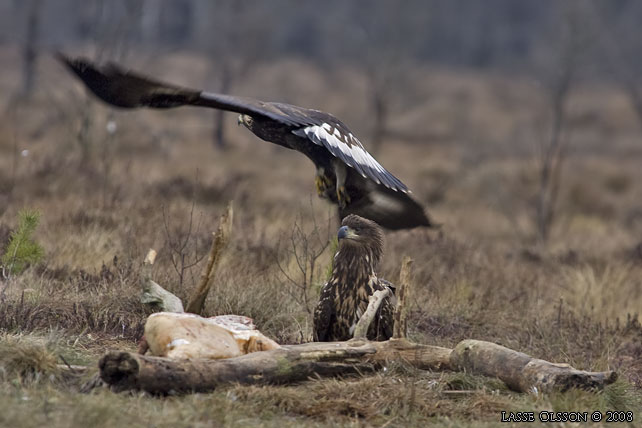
[98,337,616,394]
[450,340,618,393]
[99,339,452,394]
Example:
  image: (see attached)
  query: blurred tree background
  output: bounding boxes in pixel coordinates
[4,0,642,129]
[4,0,642,95]
[5,0,642,139]
[2,0,642,245]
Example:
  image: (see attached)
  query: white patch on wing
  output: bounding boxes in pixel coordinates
[352,145,384,179]
[292,122,410,193]
[293,123,409,191]
[348,145,369,179]
[370,191,405,214]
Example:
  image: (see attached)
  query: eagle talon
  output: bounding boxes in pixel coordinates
[337,185,351,208]
[315,175,333,197]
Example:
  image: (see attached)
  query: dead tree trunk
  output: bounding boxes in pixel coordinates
[450,340,617,393]
[99,338,614,395]
[99,340,453,394]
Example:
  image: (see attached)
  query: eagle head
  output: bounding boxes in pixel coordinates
[337,214,384,262]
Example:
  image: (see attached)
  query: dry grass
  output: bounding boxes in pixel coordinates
[0,333,60,383]
[0,47,641,426]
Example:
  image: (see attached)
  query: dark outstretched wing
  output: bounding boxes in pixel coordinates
[56,53,311,126]
[313,283,335,342]
[57,54,411,194]
[341,174,434,230]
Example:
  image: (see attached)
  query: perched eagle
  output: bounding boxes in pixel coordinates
[57,54,433,230]
[313,214,394,342]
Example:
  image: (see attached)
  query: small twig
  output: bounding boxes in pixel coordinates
[393,256,413,340]
[59,354,74,371]
[353,288,392,339]
[162,199,207,287]
[441,390,480,396]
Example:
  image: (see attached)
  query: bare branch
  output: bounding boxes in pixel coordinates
[393,256,413,339]
[352,288,392,339]
[185,202,234,315]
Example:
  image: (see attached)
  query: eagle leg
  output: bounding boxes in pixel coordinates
[315,173,333,197]
[337,185,351,208]
[334,162,351,209]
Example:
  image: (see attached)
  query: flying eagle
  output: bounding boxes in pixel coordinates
[57,53,433,230]
[313,214,394,341]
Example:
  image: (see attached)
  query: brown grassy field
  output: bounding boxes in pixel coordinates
[0,46,641,426]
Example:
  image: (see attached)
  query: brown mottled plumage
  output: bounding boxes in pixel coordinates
[313,215,394,342]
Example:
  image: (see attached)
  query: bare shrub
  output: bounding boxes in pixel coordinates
[274,210,333,316]
[161,200,208,289]
[534,1,593,244]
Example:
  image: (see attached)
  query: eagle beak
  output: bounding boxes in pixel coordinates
[338,226,357,241]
